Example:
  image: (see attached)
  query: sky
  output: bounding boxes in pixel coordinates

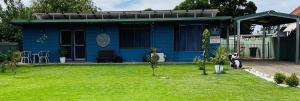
[1,0,300,13]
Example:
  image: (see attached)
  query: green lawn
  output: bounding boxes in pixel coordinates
[0,64,300,101]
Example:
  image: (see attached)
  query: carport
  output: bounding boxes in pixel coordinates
[234,11,300,64]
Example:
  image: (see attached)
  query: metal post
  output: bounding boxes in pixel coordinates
[296,19,300,64]
[262,27,266,59]
[233,22,236,52]
[226,25,230,50]
[268,42,270,59]
[237,20,241,55]
[276,25,280,61]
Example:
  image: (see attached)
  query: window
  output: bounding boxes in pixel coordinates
[175,24,208,51]
[119,24,150,48]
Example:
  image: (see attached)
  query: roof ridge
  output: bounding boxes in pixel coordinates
[291,6,300,14]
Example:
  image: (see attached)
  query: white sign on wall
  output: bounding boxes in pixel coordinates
[210,36,220,44]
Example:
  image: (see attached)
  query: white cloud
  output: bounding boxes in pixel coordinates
[7,0,300,13]
[249,0,300,13]
[19,0,184,11]
[0,1,6,8]
[95,0,184,11]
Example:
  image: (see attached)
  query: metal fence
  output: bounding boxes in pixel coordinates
[0,42,19,52]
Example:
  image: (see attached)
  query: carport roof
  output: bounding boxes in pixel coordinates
[234,10,300,26]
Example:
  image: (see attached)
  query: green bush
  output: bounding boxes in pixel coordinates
[193,58,204,70]
[274,72,286,84]
[0,52,8,73]
[0,50,21,74]
[143,55,151,62]
[285,73,299,87]
[211,47,228,65]
[58,48,66,57]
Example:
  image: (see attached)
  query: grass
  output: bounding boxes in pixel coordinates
[0,64,300,101]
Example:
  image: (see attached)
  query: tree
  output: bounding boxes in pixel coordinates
[31,0,98,13]
[0,0,29,43]
[201,29,210,75]
[0,0,100,43]
[175,0,257,34]
[144,8,153,11]
[0,49,21,74]
[211,0,257,17]
[174,0,211,10]
[211,0,257,34]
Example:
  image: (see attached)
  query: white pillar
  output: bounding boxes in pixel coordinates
[262,27,266,59]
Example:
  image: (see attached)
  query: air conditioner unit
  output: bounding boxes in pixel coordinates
[151,53,166,62]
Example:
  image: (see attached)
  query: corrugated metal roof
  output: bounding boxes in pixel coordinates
[234,10,300,26]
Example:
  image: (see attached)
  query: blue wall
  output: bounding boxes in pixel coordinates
[22,22,221,63]
[23,25,60,62]
[86,24,119,62]
[151,23,175,61]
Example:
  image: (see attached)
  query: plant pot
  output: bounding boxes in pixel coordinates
[59,57,66,63]
[214,65,224,73]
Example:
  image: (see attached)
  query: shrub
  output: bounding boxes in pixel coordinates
[0,52,7,73]
[7,51,21,74]
[274,72,286,84]
[193,58,205,70]
[58,48,66,57]
[143,55,151,62]
[0,50,21,74]
[285,73,299,87]
[211,47,228,65]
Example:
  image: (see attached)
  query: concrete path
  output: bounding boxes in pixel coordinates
[243,60,300,77]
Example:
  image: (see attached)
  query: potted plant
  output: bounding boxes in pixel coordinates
[58,48,66,63]
[211,47,228,74]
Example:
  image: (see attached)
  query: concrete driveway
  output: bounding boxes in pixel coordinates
[243,60,300,77]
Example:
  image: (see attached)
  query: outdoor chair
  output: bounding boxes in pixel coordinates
[21,51,32,63]
[38,51,49,63]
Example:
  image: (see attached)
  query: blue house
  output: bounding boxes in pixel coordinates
[11,9,231,62]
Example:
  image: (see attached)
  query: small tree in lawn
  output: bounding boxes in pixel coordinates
[150,48,159,76]
[202,29,210,75]
[6,51,21,74]
[0,50,21,74]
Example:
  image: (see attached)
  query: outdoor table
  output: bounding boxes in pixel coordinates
[32,53,39,64]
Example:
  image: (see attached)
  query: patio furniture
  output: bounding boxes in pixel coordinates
[38,51,49,63]
[32,53,39,64]
[97,50,122,62]
[21,51,32,63]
